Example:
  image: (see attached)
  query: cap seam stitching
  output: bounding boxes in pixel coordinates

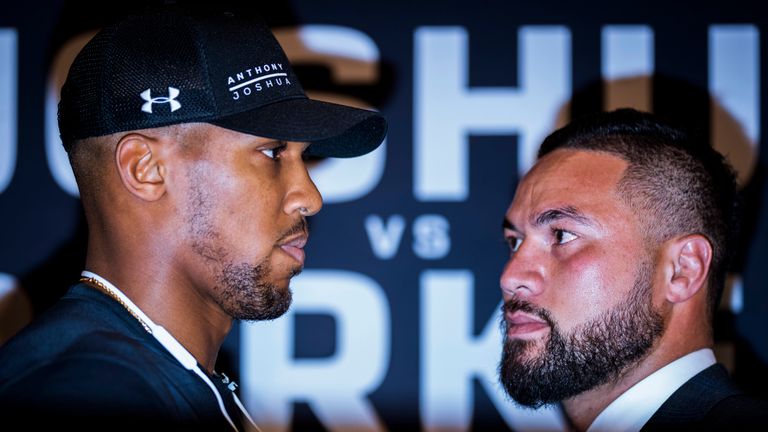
[189,14,220,116]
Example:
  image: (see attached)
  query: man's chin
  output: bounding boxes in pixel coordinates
[272,264,304,284]
[236,297,292,321]
[251,303,292,321]
[499,364,557,409]
[504,337,547,361]
[231,282,293,321]
[264,266,302,289]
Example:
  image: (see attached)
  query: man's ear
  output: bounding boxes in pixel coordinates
[664,234,713,304]
[115,133,166,201]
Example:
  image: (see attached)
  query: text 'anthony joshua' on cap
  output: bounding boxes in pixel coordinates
[57,5,387,158]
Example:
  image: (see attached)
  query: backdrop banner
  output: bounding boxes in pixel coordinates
[1,1,766,430]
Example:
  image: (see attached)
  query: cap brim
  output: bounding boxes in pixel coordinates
[209,98,387,158]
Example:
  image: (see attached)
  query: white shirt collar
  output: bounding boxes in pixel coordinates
[586,348,716,432]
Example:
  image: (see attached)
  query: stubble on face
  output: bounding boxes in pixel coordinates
[499,260,665,408]
[185,163,302,321]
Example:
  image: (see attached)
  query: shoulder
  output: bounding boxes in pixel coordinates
[0,284,154,382]
[0,330,222,431]
[704,392,768,428]
[643,363,768,430]
[1,330,176,409]
[0,287,205,426]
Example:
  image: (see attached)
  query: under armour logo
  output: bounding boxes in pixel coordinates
[140,87,181,113]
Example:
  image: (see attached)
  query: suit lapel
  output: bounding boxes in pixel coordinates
[641,364,741,430]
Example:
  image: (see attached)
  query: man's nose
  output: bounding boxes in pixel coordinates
[499,242,545,300]
[283,162,323,217]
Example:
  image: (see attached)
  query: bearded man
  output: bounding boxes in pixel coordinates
[499,108,767,431]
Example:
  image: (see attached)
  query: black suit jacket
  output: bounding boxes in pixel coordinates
[641,363,768,431]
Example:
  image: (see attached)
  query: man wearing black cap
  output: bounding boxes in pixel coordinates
[0,5,386,431]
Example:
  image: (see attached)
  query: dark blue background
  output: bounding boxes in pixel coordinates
[1,1,766,430]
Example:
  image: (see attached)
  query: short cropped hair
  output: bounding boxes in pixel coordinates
[67,123,200,202]
[538,108,739,319]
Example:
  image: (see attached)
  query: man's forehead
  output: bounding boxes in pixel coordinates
[533,148,626,177]
[506,149,628,226]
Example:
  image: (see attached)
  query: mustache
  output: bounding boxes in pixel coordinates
[277,218,309,242]
[501,297,555,328]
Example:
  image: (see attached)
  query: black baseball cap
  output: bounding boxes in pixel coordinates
[58,6,387,158]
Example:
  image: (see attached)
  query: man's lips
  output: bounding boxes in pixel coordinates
[505,311,549,338]
[279,234,308,265]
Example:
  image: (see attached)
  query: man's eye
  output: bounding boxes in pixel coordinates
[260,144,286,160]
[554,229,577,245]
[506,236,523,252]
[261,149,276,159]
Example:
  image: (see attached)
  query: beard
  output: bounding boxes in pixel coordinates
[213,219,306,321]
[213,258,296,321]
[185,165,301,321]
[499,260,664,408]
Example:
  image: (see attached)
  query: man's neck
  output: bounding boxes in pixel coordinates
[84,258,233,373]
[562,368,649,431]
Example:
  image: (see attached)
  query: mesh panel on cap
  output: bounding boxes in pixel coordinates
[59,11,218,147]
[102,13,216,133]
[58,26,116,147]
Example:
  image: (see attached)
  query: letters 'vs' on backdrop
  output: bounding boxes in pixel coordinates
[0,0,766,430]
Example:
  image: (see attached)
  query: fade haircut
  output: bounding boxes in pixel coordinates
[67,134,114,202]
[66,123,200,202]
[538,108,739,319]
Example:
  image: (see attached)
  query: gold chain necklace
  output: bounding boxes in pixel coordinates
[80,276,153,334]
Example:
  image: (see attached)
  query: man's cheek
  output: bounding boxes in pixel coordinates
[559,251,617,306]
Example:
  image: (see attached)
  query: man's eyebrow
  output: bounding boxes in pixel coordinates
[534,206,594,227]
[502,218,516,232]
